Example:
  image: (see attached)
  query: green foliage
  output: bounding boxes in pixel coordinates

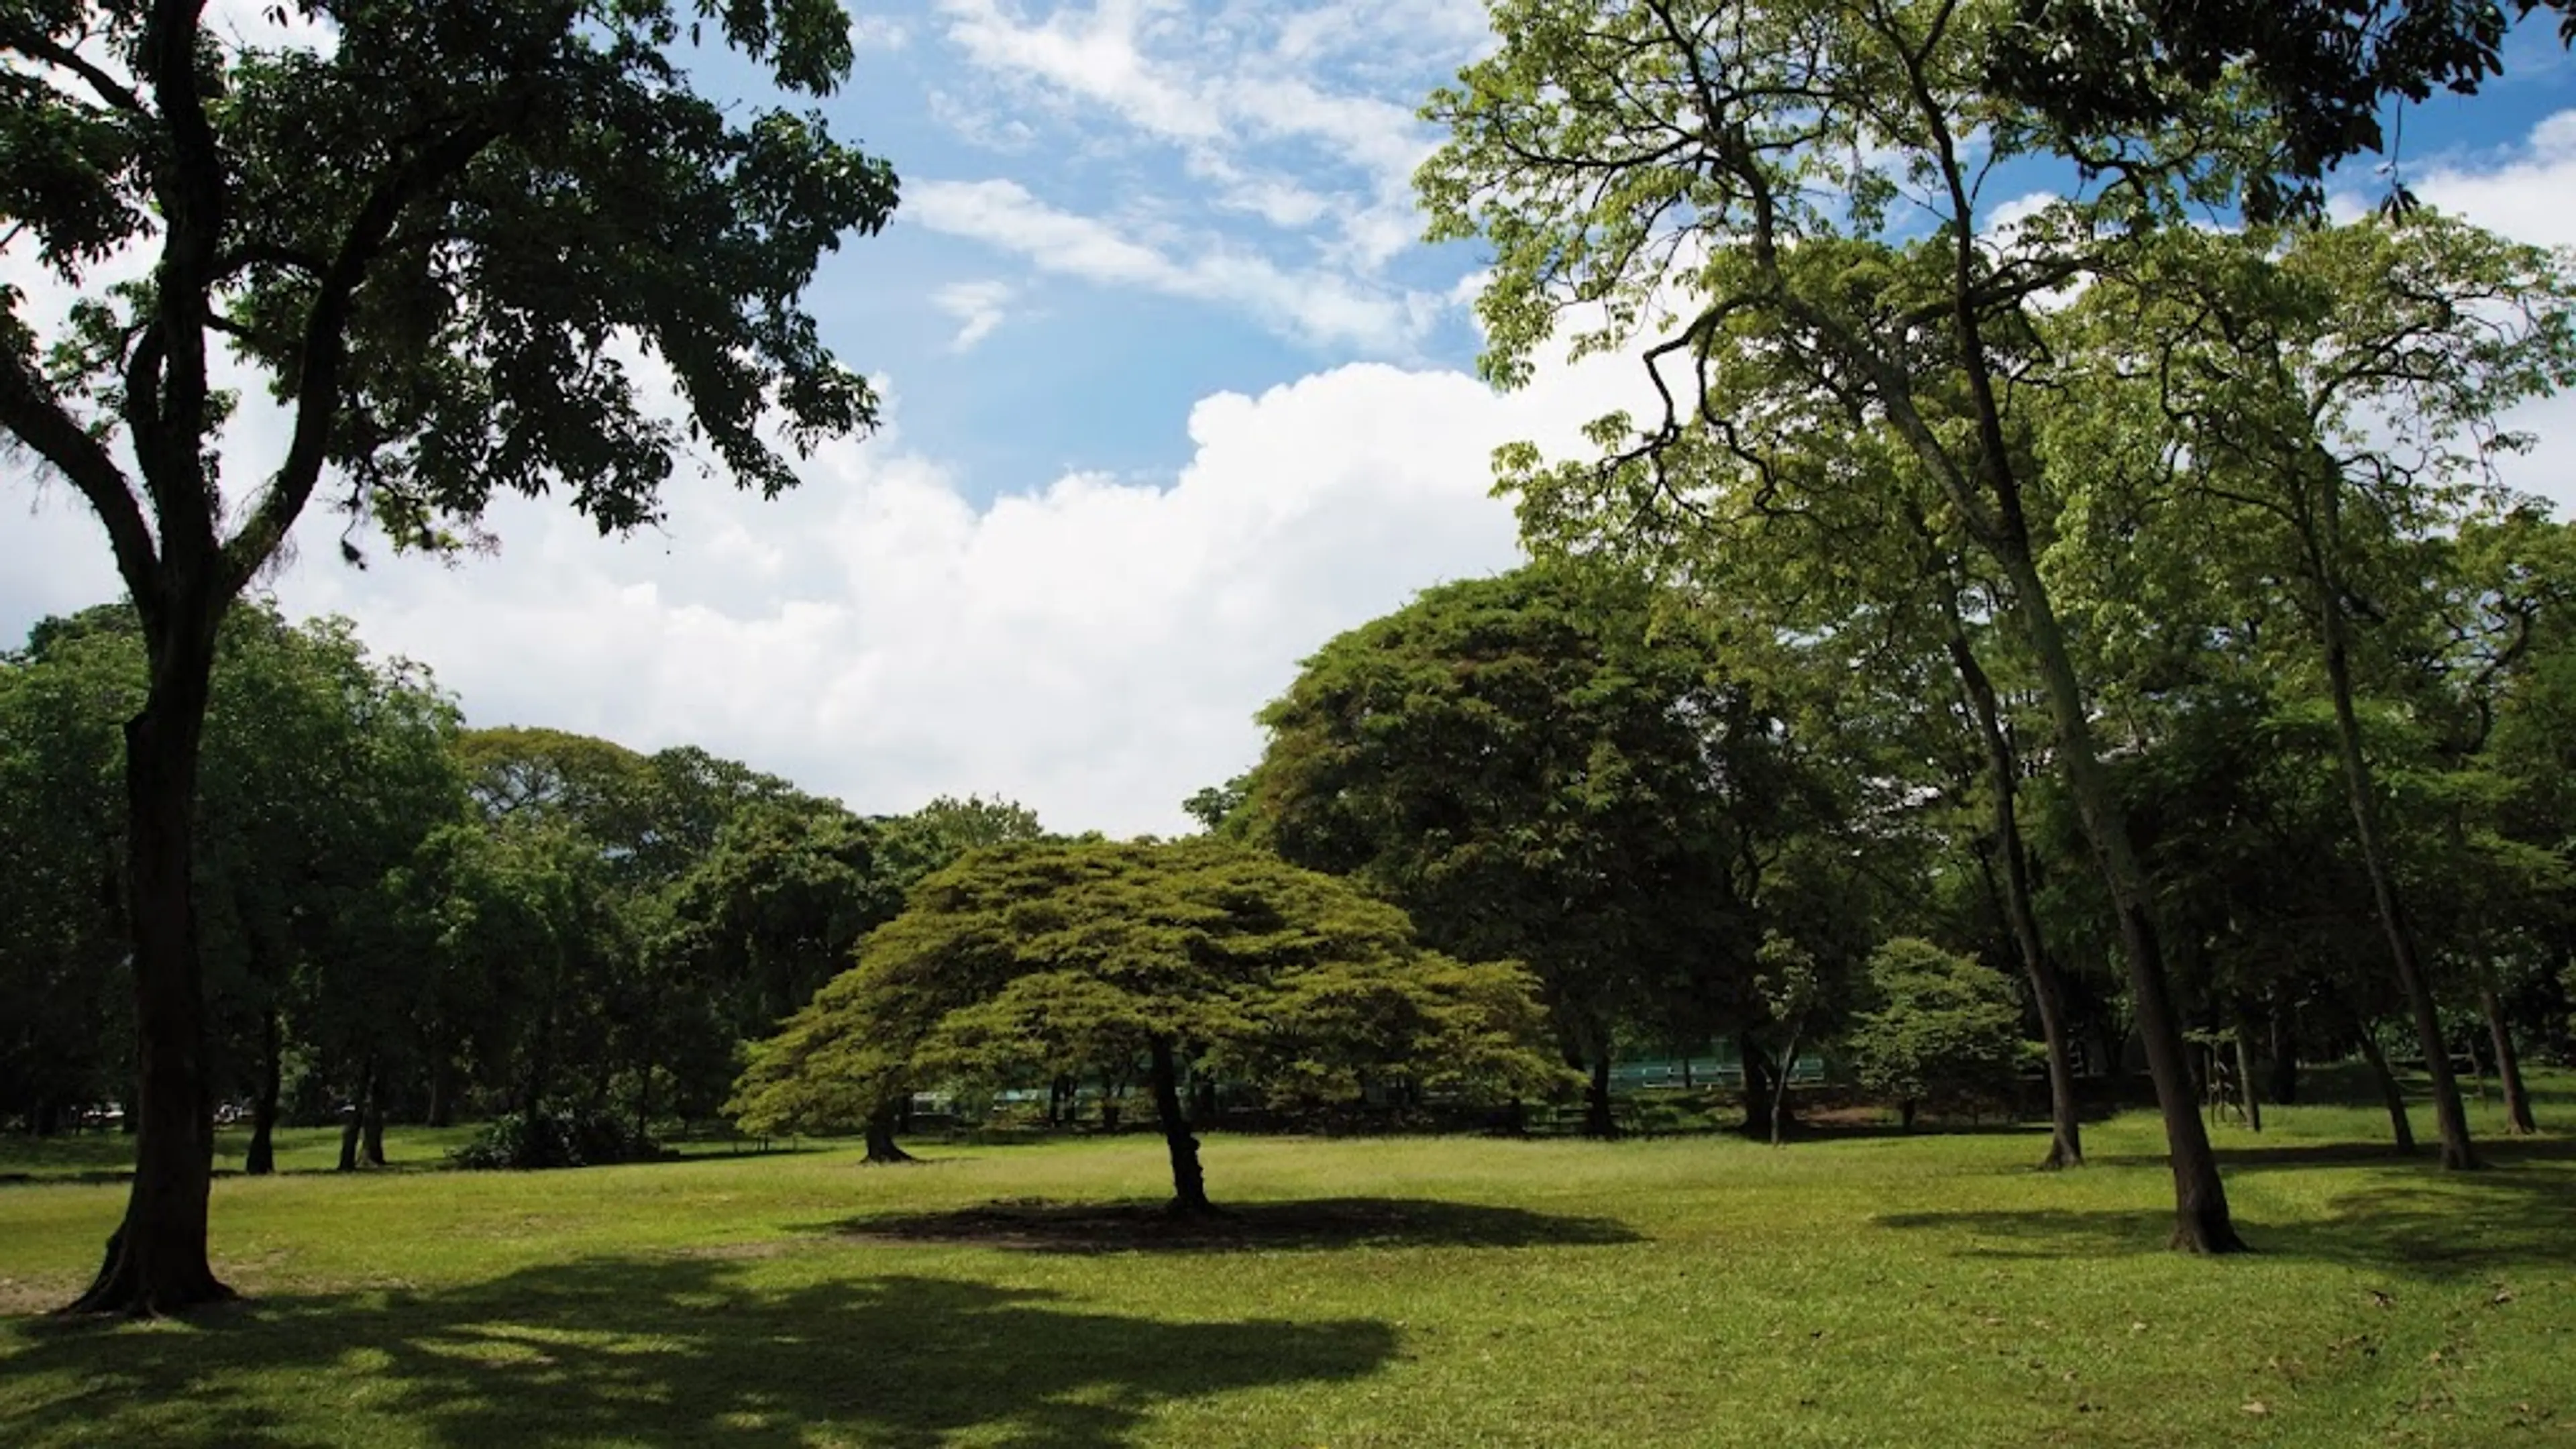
[1845,938,2029,1121]
[448,1107,662,1171]
[731,839,1568,1137]
[1241,564,1824,1069]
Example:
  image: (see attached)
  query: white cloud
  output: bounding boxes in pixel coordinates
[197,348,1639,838]
[2412,109,2576,248]
[908,177,1435,352]
[932,279,1016,351]
[928,0,1483,311]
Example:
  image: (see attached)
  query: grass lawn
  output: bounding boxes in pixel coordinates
[2,1085,2571,1448]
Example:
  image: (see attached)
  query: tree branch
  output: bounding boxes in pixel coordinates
[0,349,162,600]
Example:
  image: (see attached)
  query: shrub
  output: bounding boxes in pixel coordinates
[450,1108,664,1170]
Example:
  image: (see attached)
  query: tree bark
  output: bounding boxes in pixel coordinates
[1947,609,2084,1169]
[1584,1048,1618,1140]
[2313,531,2475,1169]
[361,1085,386,1169]
[1996,551,2241,1250]
[1738,1034,1772,1136]
[1148,1038,1212,1214]
[2233,1020,2263,1133]
[862,1103,916,1165]
[244,1005,281,1176]
[2355,1026,2418,1155]
[2479,984,2535,1134]
[2267,1002,2299,1106]
[65,615,235,1316]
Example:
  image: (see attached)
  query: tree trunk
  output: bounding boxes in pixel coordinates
[2267,1002,2299,1106]
[2479,983,2536,1135]
[1583,1049,1618,1140]
[862,1104,916,1165]
[1768,1030,1797,1147]
[1738,1034,1772,1136]
[2355,1026,2417,1155]
[1948,614,2084,1169]
[244,1006,281,1176]
[66,622,235,1316]
[2233,1020,2263,1133]
[1992,549,2241,1251]
[425,1041,453,1129]
[2314,549,2475,1169]
[1900,1098,1918,1132]
[1148,1038,1211,1214]
[361,1085,386,1169]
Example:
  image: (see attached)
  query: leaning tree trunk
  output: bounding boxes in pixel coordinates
[244,1005,282,1177]
[2354,1025,2418,1155]
[66,616,235,1316]
[1147,1038,1212,1215]
[862,1104,916,1165]
[1948,611,2085,1169]
[2232,1020,2263,1133]
[1993,549,2241,1251]
[2479,982,2536,1136]
[2314,552,2475,1170]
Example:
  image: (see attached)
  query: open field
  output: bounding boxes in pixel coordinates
[3,1086,2571,1448]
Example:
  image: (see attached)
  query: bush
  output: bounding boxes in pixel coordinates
[1844,938,2027,1129]
[449,1108,664,1170]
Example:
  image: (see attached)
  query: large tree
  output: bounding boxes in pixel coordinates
[1991,0,2575,215]
[1423,0,2260,1247]
[732,839,1566,1213]
[0,0,896,1313]
[1240,565,1823,1138]
[2050,213,2575,1167]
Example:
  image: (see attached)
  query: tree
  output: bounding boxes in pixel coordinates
[1846,938,2029,1131]
[1423,0,2252,1248]
[1,1,897,1313]
[1990,0,2576,216]
[732,839,1567,1214]
[2051,213,2576,1168]
[1239,565,1812,1138]
[1751,934,1823,1146]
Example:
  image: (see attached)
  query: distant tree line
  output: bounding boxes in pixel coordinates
[0,599,1046,1168]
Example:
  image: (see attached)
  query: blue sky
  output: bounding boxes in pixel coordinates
[5,2,2574,836]
[727,0,1499,498]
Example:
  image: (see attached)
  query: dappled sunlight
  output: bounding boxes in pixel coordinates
[5,1256,1398,1448]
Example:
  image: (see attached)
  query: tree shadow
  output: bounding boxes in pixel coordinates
[1872,1146,2576,1279]
[3,1255,1399,1448]
[814,1196,1646,1254]
[2090,1135,2576,1174]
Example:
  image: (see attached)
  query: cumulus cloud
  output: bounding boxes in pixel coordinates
[203,348,1641,837]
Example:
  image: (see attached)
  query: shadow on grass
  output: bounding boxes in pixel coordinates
[1873,1144,2576,1278]
[5,1255,1397,1448]
[816,1196,1645,1254]
[2090,1134,2576,1174]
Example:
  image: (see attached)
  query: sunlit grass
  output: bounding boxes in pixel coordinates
[1,1079,2569,1447]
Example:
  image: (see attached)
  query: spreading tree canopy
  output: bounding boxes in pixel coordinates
[0,0,896,1313]
[732,839,1567,1214]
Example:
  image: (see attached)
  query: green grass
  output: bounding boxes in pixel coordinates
[2,1085,2571,1448]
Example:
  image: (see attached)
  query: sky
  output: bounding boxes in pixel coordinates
[5,3,2575,837]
